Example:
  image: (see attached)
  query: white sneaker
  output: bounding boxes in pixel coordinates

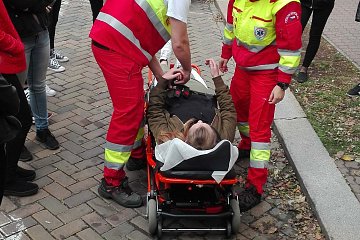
[51,49,69,63]
[46,85,56,97]
[24,88,30,103]
[48,57,65,72]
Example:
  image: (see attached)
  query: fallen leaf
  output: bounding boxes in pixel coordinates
[335,151,344,159]
[341,155,354,161]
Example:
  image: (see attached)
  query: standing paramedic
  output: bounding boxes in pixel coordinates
[220,0,302,211]
[89,0,191,208]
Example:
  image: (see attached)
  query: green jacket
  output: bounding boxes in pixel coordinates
[148,76,237,144]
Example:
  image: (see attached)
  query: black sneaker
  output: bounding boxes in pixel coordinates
[98,178,142,208]
[16,166,36,182]
[295,71,308,83]
[4,180,39,197]
[36,128,59,150]
[19,146,33,162]
[126,157,146,171]
[238,186,262,212]
[347,84,360,97]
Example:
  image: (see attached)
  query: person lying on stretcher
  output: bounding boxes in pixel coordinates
[148,59,237,150]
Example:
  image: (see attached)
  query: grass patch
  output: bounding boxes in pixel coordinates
[292,32,360,159]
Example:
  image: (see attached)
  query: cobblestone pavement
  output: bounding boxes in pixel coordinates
[0,0,323,239]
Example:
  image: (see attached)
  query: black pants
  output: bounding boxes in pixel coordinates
[2,74,32,184]
[0,143,5,205]
[48,0,62,50]
[301,3,334,68]
[89,0,103,22]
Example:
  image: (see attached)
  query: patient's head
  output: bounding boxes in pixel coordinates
[183,118,219,150]
[157,118,220,150]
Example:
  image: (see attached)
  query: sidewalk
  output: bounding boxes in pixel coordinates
[215,0,360,239]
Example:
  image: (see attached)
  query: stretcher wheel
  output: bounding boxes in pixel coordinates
[157,217,163,238]
[148,199,157,235]
[226,220,232,238]
[230,198,241,234]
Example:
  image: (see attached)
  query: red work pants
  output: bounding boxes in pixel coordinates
[230,67,277,194]
[92,44,145,186]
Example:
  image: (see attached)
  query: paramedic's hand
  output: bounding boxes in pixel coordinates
[174,69,191,85]
[268,85,285,104]
[205,59,220,78]
[158,68,182,89]
[219,58,229,73]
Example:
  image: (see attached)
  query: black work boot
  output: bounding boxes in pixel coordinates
[98,178,142,208]
[238,186,262,212]
[4,179,39,197]
[126,157,146,171]
[19,146,33,162]
[36,128,59,150]
[16,166,36,181]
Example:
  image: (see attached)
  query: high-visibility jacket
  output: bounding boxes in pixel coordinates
[89,0,171,67]
[222,0,302,84]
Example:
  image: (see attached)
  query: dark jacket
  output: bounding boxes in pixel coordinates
[3,0,54,38]
[0,75,20,144]
[356,1,360,22]
[301,0,335,9]
[148,76,237,143]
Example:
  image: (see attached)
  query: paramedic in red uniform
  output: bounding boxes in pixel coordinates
[220,0,302,211]
[89,0,191,207]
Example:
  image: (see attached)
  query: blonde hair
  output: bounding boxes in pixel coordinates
[157,118,217,150]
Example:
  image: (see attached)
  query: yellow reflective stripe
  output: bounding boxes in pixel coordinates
[136,0,171,42]
[96,12,152,61]
[135,128,145,141]
[279,55,300,74]
[239,64,278,71]
[105,148,131,164]
[250,149,270,162]
[237,122,249,137]
[223,29,234,45]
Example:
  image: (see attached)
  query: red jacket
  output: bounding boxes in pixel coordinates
[0,0,26,74]
[221,0,302,84]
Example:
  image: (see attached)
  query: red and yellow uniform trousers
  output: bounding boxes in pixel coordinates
[222,0,302,194]
[90,0,171,187]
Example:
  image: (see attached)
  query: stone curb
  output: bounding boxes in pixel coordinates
[214,1,360,239]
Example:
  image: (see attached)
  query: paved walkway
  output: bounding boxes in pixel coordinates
[0,1,326,239]
[323,0,360,69]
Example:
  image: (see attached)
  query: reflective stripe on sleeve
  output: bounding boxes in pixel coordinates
[237,122,249,137]
[239,63,279,71]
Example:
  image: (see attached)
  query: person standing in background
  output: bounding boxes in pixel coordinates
[89,0,103,23]
[294,0,335,83]
[48,0,69,75]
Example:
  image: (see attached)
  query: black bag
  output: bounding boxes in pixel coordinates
[0,116,21,144]
[165,86,217,124]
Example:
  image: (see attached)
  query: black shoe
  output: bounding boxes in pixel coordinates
[4,180,39,197]
[347,84,360,97]
[295,71,308,83]
[36,128,59,150]
[126,157,146,171]
[16,166,36,182]
[238,186,262,212]
[19,146,33,162]
[237,149,250,161]
[98,178,142,208]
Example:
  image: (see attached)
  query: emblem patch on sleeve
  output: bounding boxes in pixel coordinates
[285,12,299,24]
[254,27,267,40]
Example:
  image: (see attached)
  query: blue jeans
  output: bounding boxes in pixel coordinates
[17,30,50,131]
